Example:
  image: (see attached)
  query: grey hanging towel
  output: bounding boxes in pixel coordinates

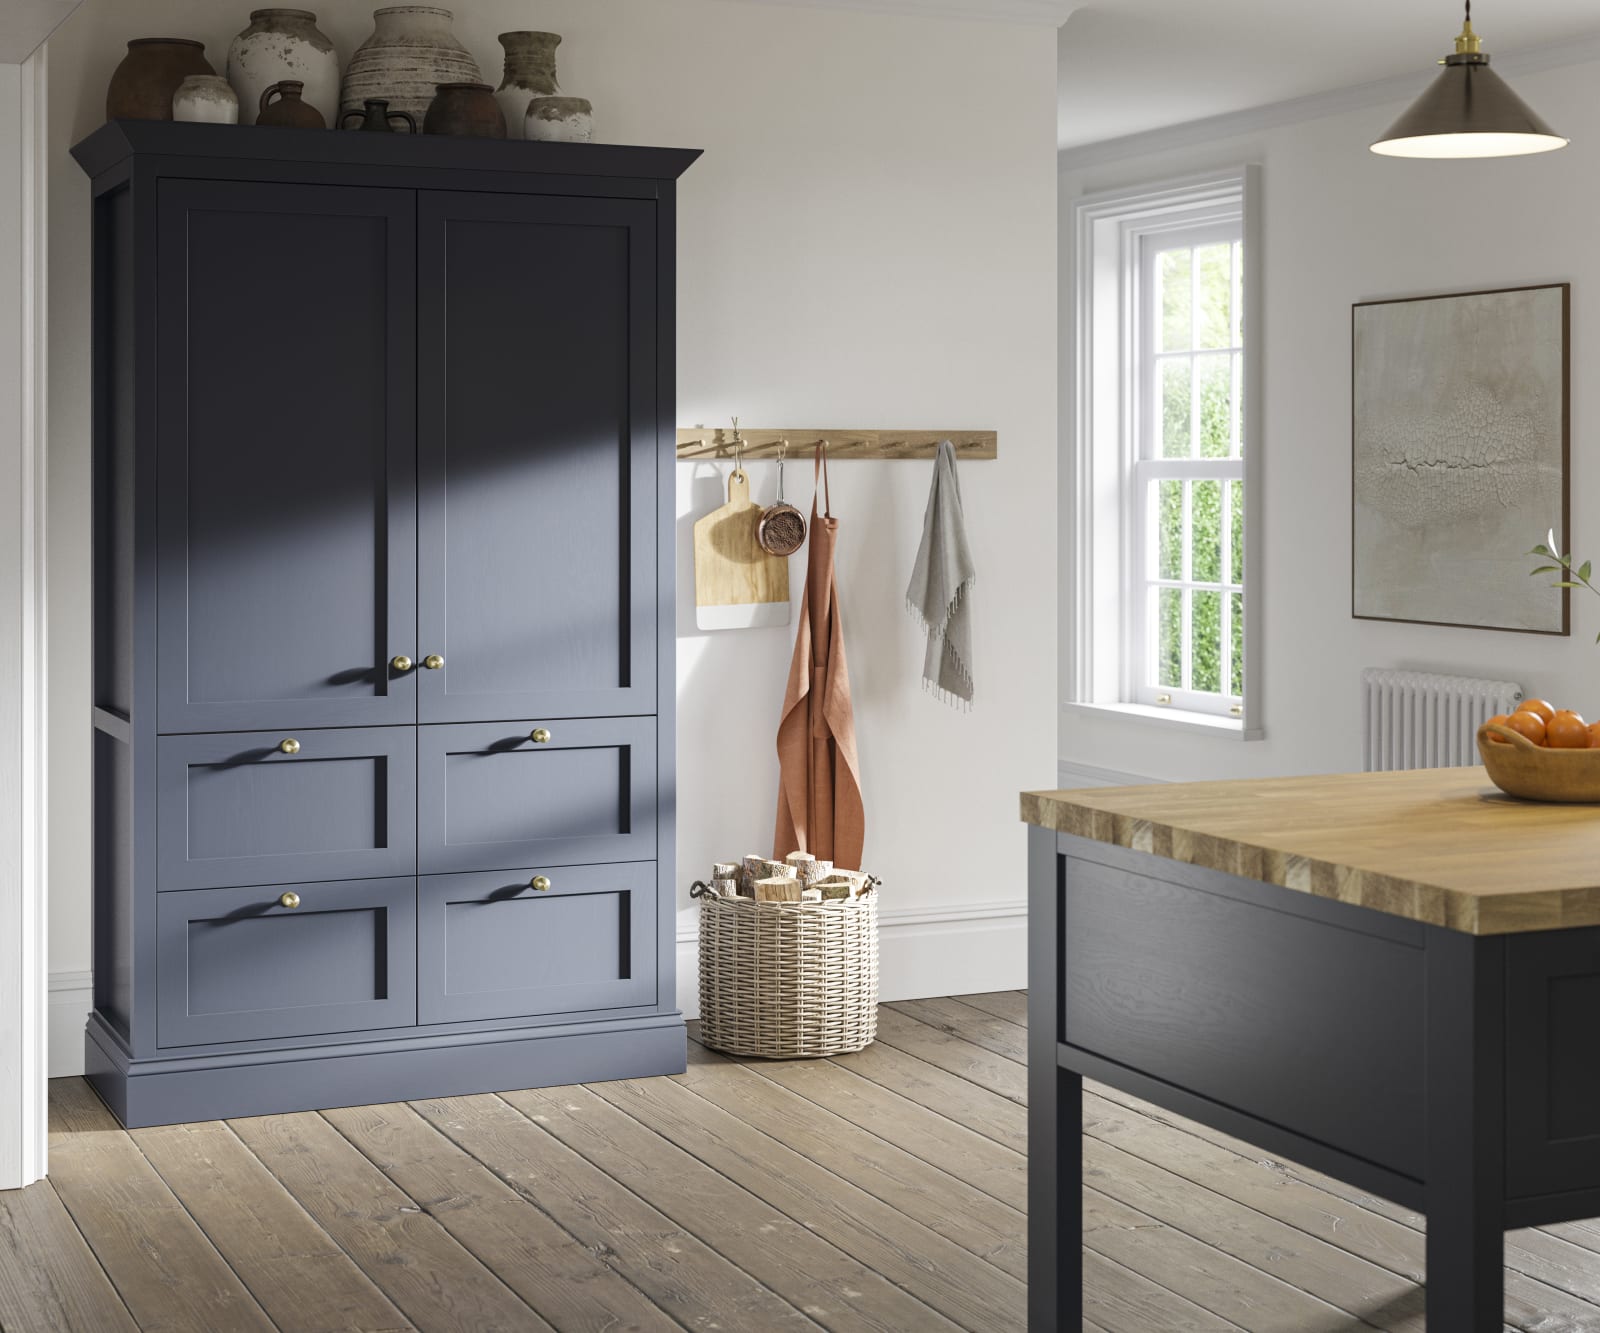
[905,438,976,706]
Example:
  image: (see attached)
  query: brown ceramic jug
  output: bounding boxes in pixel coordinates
[106,38,214,121]
[258,80,327,129]
[339,98,418,134]
[423,82,506,138]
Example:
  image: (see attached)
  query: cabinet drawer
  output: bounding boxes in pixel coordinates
[158,727,416,890]
[157,877,416,1047]
[418,718,654,874]
[418,862,656,1024]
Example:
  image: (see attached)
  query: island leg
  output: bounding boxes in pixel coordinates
[1423,927,1506,1332]
[1028,825,1081,1330]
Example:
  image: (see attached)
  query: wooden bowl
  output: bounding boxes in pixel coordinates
[1476,722,1600,803]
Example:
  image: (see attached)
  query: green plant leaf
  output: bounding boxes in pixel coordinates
[1581,562,1593,582]
[1531,565,1560,575]
[1533,544,1554,557]
[1556,581,1582,588]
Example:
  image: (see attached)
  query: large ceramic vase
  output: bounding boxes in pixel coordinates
[227,9,339,127]
[424,83,506,138]
[494,31,560,140]
[340,6,481,128]
[106,39,214,121]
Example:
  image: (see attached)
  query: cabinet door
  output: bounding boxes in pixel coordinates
[417,192,657,723]
[156,180,416,734]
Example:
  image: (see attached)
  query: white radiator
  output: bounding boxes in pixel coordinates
[1361,668,1524,772]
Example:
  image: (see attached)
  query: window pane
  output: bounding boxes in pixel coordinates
[1230,592,1244,697]
[1229,480,1244,583]
[1192,590,1222,694]
[1234,351,1245,456]
[1159,248,1191,352]
[1192,480,1222,583]
[1158,479,1182,580]
[1161,358,1191,458]
[1232,241,1244,346]
[1197,354,1231,458]
[1157,587,1181,689]
[1197,243,1232,349]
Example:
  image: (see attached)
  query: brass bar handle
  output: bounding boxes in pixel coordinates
[530,875,552,892]
[422,654,445,670]
[278,891,301,909]
[530,728,551,744]
[391,654,413,672]
[279,738,301,755]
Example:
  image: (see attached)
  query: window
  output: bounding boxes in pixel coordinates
[1069,169,1260,735]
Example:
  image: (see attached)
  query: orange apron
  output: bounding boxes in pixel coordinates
[773,448,865,869]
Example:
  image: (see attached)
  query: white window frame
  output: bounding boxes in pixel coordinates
[1066,167,1263,739]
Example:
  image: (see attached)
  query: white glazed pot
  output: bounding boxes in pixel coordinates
[341,6,481,128]
[173,74,239,124]
[227,9,338,127]
[526,96,593,143]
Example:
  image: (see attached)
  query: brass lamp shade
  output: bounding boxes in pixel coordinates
[1372,9,1567,158]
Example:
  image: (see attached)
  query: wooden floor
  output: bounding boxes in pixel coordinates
[4,994,1600,1331]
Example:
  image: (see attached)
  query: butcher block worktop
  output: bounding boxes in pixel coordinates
[1023,767,1600,935]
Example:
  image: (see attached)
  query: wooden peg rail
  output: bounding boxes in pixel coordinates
[675,428,998,461]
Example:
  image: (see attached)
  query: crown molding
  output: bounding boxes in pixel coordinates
[1058,27,1600,172]
[735,0,1078,27]
[0,0,81,62]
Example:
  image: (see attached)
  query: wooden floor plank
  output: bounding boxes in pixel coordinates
[698,1034,1026,1210]
[501,1082,963,1333]
[229,1108,546,1333]
[409,1091,821,1332]
[46,1079,276,1333]
[950,990,1029,1026]
[589,1068,1026,1332]
[132,1118,414,1333]
[1083,1247,1248,1333]
[868,1005,1027,1103]
[890,995,1028,1063]
[0,1180,137,1333]
[321,1099,677,1333]
[675,1041,1027,1279]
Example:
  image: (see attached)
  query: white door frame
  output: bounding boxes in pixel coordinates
[0,21,56,1192]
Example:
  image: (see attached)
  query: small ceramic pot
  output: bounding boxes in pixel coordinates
[495,31,560,139]
[107,38,214,121]
[172,75,239,124]
[341,6,481,128]
[258,80,327,129]
[339,98,418,133]
[227,9,338,127]
[525,96,592,143]
[423,82,506,138]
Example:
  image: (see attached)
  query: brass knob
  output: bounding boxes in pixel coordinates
[278,891,301,909]
[423,654,444,670]
[530,875,552,892]
[391,654,413,672]
[279,738,301,755]
[531,728,551,744]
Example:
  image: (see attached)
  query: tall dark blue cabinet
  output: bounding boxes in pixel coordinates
[73,121,698,1128]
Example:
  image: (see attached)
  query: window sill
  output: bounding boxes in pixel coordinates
[1063,700,1264,741]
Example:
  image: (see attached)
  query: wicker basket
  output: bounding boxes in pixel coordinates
[692,882,879,1058]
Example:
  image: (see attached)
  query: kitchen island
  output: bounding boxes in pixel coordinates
[1024,767,1600,1332]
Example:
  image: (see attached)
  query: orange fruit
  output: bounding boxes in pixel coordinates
[1503,710,1547,745]
[1587,721,1600,748]
[1484,713,1515,742]
[1547,711,1590,748]
[1517,698,1557,724]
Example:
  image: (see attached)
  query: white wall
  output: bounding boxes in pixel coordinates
[44,0,1059,1044]
[1060,59,1600,786]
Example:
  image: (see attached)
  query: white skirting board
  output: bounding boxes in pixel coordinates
[45,901,1029,1074]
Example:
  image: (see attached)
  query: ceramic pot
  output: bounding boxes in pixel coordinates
[423,82,506,138]
[525,96,592,143]
[494,31,560,140]
[258,80,327,129]
[106,39,214,122]
[172,74,239,124]
[339,98,418,133]
[341,6,481,128]
[227,9,338,128]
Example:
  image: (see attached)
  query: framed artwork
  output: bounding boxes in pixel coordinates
[1352,283,1569,634]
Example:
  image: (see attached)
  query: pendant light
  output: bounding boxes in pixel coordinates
[1371,2,1568,158]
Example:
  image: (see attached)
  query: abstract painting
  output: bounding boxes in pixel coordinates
[1352,283,1569,634]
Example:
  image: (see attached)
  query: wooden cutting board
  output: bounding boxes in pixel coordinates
[694,470,790,630]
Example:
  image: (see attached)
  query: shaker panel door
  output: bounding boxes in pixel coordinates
[156,180,417,734]
[416,191,657,723]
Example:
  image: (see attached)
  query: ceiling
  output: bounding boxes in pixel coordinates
[1058,0,1600,150]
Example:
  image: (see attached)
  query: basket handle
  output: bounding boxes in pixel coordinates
[1478,721,1541,752]
[690,879,717,899]
[856,875,880,899]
